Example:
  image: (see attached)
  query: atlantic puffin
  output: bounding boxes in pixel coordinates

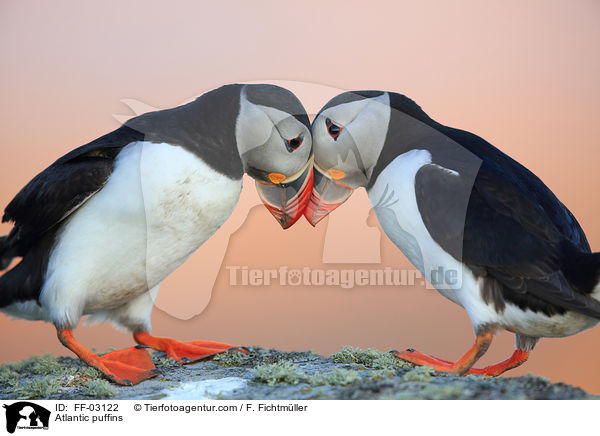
[305,90,600,376]
[0,84,313,385]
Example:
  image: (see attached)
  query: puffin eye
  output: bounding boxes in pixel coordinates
[285,133,303,152]
[325,117,342,140]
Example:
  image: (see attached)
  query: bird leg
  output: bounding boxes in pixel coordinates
[133,331,246,363]
[466,349,530,376]
[57,329,157,385]
[392,332,493,375]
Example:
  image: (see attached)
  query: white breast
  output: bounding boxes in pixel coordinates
[368,150,494,325]
[40,141,242,328]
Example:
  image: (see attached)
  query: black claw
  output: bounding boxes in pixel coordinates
[406,348,416,353]
[135,345,150,349]
[388,349,400,354]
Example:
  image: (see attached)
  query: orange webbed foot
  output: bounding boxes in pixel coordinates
[133,332,247,364]
[391,349,462,373]
[91,346,158,385]
[58,330,158,386]
[466,350,530,376]
[392,333,494,376]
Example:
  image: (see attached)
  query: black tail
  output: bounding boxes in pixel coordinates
[0,234,51,308]
[562,251,600,295]
[0,234,13,271]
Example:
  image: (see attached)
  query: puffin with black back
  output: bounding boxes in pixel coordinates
[0,84,312,385]
[307,90,600,376]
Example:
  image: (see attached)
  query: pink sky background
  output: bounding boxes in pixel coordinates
[1,1,600,393]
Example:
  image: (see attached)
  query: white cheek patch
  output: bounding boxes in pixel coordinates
[312,116,334,162]
[315,93,391,177]
[236,90,309,157]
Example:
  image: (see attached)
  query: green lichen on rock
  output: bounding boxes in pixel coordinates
[0,366,20,385]
[464,373,492,381]
[402,366,435,382]
[310,368,361,386]
[1,354,63,376]
[81,379,117,398]
[251,361,362,387]
[213,350,250,367]
[392,383,468,400]
[0,353,110,399]
[28,355,64,375]
[251,361,304,386]
[370,352,414,370]
[79,366,103,379]
[19,377,63,399]
[331,346,413,370]
[368,369,395,381]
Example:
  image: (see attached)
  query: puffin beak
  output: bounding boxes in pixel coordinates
[255,156,314,229]
[304,162,354,226]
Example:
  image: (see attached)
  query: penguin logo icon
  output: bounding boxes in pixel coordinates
[2,402,50,433]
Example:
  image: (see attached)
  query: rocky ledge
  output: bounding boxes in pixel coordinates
[0,347,595,400]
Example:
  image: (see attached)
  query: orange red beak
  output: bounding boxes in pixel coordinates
[255,157,314,229]
[304,162,354,226]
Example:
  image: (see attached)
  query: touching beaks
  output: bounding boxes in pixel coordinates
[304,162,354,226]
[255,156,314,229]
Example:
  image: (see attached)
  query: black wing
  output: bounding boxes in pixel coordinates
[2,124,144,258]
[0,125,144,306]
[415,159,600,318]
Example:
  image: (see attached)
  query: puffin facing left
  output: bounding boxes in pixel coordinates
[0,84,313,385]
